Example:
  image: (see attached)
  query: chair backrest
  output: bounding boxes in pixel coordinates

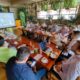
[47,70,62,80]
[47,72,59,80]
[76,76,80,80]
[0,62,7,80]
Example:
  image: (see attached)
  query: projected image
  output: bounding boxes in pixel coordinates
[0,13,15,28]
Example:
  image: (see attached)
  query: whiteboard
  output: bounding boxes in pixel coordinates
[0,13,15,28]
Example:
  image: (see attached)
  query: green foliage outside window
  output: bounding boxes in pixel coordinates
[64,0,78,8]
[41,2,48,11]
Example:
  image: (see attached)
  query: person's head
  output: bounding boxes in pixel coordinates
[27,20,30,23]
[0,36,4,46]
[42,36,47,41]
[16,46,30,62]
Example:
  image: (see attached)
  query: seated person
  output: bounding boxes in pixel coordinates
[0,36,16,80]
[56,48,75,62]
[53,45,80,80]
[41,22,47,30]
[60,26,69,37]
[62,49,75,58]
[53,33,63,48]
[55,26,70,46]
[0,36,17,63]
[39,36,50,51]
[6,46,46,80]
[0,35,8,47]
[56,41,79,63]
[67,31,80,50]
[6,57,16,80]
[26,21,31,28]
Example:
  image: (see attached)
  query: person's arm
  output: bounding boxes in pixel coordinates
[66,62,80,80]
[54,56,74,73]
[67,39,76,50]
[62,55,75,65]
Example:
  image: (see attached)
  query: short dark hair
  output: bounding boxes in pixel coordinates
[17,46,30,61]
[73,31,80,36]
[0,36,4,46]
[76,45,80,54]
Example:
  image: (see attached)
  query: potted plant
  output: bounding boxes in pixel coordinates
[17,8,28,27]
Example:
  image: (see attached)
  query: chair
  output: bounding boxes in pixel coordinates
[76,76,80,80]
[47,70,62,80]
[0,62,7,80]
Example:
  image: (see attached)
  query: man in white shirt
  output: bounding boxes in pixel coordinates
[68,31,80,50]
[54,45,80,80]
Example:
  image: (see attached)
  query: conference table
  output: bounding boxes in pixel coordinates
[6,36,61,71]
[30,50,61,71]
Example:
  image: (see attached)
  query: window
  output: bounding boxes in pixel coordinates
[37,8,77,20]
[37,11,48,19]
[48,10,59,20]
[60,8,77,20]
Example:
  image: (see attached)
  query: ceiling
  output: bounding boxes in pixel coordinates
[10,0,43,4]
[0,0,80,7]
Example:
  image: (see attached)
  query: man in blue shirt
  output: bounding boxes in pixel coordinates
[6,46,46,80]
[39,36,50,51]
[39,40,47,51]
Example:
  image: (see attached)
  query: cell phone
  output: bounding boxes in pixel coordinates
[27,58,36,67]
[31,61,36,67]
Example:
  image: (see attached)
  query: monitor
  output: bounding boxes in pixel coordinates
[0,13,15,28]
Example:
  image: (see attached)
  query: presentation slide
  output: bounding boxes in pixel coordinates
[0,13,15,28]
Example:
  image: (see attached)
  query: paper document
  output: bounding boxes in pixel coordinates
[34,54,42,61]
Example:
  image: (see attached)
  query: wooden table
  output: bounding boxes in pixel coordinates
[30,50,61,71]
[6,37,61,71]
[20,36,61,71]
[30,53,55,71]
[21,37,61,71]
[20,37,40,48]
